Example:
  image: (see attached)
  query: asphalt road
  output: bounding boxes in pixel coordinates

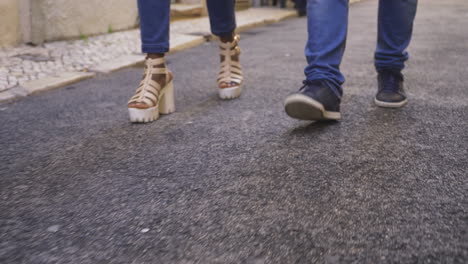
[1,0,467,263]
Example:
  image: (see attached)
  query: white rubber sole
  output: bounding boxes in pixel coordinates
[374,97,408,108]
[218,84,242,100]
[128,81,175,123]
[284,94,341,121]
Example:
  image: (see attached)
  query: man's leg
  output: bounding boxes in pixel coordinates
[137,0,170,54]
[304,0,349,97]
[284,0,348,121]
[374,0,417,108]
[375,0,418,71]
[206,0,244,100]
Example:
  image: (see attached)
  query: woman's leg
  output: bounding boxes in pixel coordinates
[128,0,174,123]
[206,0,237,40]
[206,0,244,99]
[137,0,171,54]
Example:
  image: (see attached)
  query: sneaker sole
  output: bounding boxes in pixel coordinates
[284,94,341,121]
[374,97,408,108]
[218,84,242,100]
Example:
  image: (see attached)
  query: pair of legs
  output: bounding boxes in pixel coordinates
[285,0,418,120]
[128,0,243,123]
[138,0,237,54]
[272,0,287,8]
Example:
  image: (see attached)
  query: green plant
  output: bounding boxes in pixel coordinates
[107,25,114,34]
[80,33,89,43]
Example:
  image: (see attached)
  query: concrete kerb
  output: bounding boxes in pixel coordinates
[0,90,18,103]
[236,10,297,32]
[19,72,96,95]
[0,71,95,104]
[0,9,298,104]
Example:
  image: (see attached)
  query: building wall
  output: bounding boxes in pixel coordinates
[30,0,139,43]
[0,0,21,47]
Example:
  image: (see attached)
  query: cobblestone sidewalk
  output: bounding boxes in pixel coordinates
[0,8,296,103]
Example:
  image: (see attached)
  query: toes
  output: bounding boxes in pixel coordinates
[219,82,238,89]
[128,102,150,109]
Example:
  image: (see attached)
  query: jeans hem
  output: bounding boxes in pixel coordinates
[212,26,236,38]
[305,77,343,98]
[142,44,169,54]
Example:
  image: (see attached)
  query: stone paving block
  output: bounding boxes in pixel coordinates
[91,55,145,73]
[20,72,96,95]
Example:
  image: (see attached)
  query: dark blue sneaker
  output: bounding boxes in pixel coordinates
[375,70,408,108]
[284,80,341,121]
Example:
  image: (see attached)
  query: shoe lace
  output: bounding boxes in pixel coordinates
[380,71,403,92]
[300,80,323,90]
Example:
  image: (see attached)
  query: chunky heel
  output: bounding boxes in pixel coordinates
[159,81,175,114]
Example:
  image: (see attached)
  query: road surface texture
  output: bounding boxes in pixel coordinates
[1,0,467,263]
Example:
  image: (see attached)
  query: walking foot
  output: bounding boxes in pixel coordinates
[128,57,175,123]
[374,70,408,108]
[218,35,243,100]
[284,81,341,121]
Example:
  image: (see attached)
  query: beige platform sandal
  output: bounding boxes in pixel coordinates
[218,35,243,100]
[127,57,175,123]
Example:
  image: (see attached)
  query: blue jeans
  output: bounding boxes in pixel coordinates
[137,0,237,54]
[304,0,418,96]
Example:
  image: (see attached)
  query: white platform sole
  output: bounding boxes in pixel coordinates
[374,97,408,108]
[218,84,242,100]
[284,94,341,121]
[128,81,175,123]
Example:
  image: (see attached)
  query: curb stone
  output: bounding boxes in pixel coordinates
[20,72,96,95]
[0,90,17,103]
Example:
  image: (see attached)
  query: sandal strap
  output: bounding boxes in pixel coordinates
[218,35,243,86]
[145,57,165,66]
[128,57,169,106]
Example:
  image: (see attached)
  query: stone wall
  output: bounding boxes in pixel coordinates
[28,0,139,44]
[0,0,21,47]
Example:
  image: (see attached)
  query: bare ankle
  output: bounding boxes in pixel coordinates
[146,53,164,59]
[220,34,235,43]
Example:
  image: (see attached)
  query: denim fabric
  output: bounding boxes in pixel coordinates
[137,0,237,54]
[304,0,417,96]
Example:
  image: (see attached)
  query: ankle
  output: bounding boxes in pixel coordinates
[219,34,235,43]
[146,53,164,60]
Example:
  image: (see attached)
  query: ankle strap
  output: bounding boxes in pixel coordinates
[146,57,165,66]
[219,35,240,49]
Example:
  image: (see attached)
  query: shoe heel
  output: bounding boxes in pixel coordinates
[159,81,175,114]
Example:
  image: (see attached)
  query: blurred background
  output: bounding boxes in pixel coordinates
[0,0,301,48]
